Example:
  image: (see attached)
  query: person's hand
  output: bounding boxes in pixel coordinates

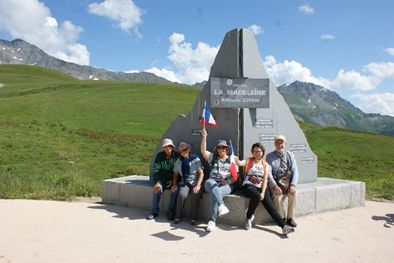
[165,180,172,189]
[193,184,201,194]
[288,185,296,195]
[260,193,265,201]
[201,127,207,137]
[274,185,282,195]
[219,179,227,186]
[171,185,177,193]
[153,183,161,193]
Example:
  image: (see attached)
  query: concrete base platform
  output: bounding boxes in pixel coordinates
[102,175,365,226]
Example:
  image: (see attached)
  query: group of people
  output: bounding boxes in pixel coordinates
[146,127,298,235]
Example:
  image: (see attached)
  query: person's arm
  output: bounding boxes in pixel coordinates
[193,168,204,193]
[171,172,179,192]
[288,152,298,195]
[234,156,246,167]
[267,163,282,195]
[152,153,163,192]
[200,127,211,160]
[260,170,268,201]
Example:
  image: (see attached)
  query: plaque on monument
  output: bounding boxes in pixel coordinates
[210,77,269,108]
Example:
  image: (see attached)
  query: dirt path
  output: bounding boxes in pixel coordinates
[0,199,392,263]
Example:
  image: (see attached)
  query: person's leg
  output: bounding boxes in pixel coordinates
[190,190,201,222]
[287,193,296,219]
[204,179,220,222]
[242,184,261,219]
[175,195,186,220]
[262,191,286,228]
[166,186,178,220]
[149,182,163,216]
[273,192,285,219]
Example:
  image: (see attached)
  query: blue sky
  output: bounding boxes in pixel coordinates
[0,0,393,116]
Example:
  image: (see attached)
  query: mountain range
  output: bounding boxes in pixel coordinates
[1,38,393,136]
[0,39,170,83]
[278,81,394,136]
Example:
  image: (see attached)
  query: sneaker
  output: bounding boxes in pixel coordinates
[174,218,181,224]
[206,220,216,232]
[244,215,255,230]
[146,214,157,220]
[218,204,230,216]
[282,224,295,235]
[287,218,297,227]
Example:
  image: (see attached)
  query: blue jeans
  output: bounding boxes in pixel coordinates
[204,178,233,222]
[150,181,178,219]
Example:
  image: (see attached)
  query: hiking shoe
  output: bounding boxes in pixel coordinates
[146,214,157,220]
[282,224,295,235]
[166,214,175,221]
[206,220,216,232]
[174,218,181,224]
[244,215,255,230]
[218,204,229,216]
[287,218,297,227]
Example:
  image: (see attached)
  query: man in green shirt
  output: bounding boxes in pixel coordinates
[147,138,179,221]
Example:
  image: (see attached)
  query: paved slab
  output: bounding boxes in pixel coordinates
[0,199,392,263]
[102,175,365,226]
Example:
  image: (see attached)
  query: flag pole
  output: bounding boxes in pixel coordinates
[202,100,206,129]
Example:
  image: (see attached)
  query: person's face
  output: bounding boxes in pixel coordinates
[274,139,285,153]
[216,146,228,158]
[179,147,190,157]
[252,146,263,160]
[163,145,173,156]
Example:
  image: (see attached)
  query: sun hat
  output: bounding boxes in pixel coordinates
[214,139,229,151]
[161,138,175,148]
[274,135,286,142]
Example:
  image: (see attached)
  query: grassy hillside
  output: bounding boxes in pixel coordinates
[1,65,393,200]
[0,65,199,199]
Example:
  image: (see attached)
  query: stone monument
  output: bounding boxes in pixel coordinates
[150,28,317,183]
[102,28,365,225]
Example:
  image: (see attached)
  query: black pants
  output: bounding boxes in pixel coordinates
[242,184,286,228]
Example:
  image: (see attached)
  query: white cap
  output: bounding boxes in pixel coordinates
[274,135,286,142]
[161,138,175,148]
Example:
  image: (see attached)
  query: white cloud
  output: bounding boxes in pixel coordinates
[386,48,394,56]
[88,0,143,36]
[0,0,89,65]
[321,34,335,40]
[364,62,394,79]
[145,67,182,83]
[146,32,219,84]
[330,70,377,91]
[263,55,330,88]
[298,4,315,14]
[263,55,394,116]
[351,93,394,116]
[247,25,264,35]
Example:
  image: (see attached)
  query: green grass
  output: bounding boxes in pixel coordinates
[1,65,393,200]
[0,65,199,200]
[301,124,394,200]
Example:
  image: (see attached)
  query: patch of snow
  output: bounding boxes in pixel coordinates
[89,75,93,79]
[307,98,312,103]
[93,78,99,80]
[312,105,317,109]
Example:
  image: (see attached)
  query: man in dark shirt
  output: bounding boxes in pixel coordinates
[146,138,179,221]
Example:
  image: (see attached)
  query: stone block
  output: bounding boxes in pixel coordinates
[315,182,351,212]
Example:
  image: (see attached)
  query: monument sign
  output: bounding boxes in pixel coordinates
[150,28,317,184]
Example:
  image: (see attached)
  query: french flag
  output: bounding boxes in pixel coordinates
[229,140,238,181]
[201,102,217,127]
